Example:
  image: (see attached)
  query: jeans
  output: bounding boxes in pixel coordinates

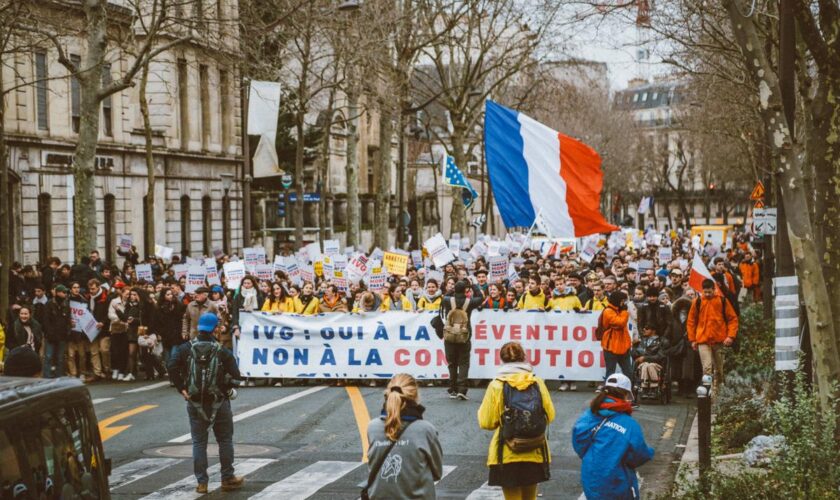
[187,398,234,484]
[445,340,471,395]
[44,341,66,378]
[604,351,632,380]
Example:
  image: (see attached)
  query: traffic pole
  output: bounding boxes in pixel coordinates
[697,374,713,493]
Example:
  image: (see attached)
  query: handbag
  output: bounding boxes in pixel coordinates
[361,421,414,500]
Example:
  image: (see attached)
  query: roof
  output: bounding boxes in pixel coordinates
[613,81,688,111]
[0,376,87,407]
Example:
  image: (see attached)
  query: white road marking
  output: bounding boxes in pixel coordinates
[249,460,361,500]
[437,465,457,484]
[139,458,274,500]
[109,458,183,490]
[92,398,114,405]
[466,481,504,499]
[168,386,328,443]
[123,381,170,393]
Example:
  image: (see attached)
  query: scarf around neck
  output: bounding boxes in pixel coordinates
[600,397,633,415]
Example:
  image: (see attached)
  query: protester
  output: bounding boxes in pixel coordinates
[364,373,443,500]
[87,279,111,381]
[439,281,482,400]
[381,284,413,311]
[631,324,670,398]
[108,285,130,381]
[319,285,349,313]
[43,284,71,378]
[184,287,218,340]
[517,277,547,311]
[168,312,244,493]
[572,373,653,500]
[13,306,43,354]
[686,279,739,393]
[478,342,555,500]
[601,291,632,383]
[416,280,443,311]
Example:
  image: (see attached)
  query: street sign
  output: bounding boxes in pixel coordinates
[287,192,321,202]
[753,200,765,209]
[753,207,777,235]
[750,181,765,200]
[281,174,293,189]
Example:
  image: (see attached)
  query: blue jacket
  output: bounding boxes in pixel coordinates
[572,404,654,500]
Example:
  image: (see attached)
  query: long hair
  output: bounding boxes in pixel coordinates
[384,374,419,441]
[589,386,631,414]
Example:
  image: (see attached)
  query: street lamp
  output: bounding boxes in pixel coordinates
[220,173,234,193]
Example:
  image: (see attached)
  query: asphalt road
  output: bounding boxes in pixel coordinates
[89,379,693,499]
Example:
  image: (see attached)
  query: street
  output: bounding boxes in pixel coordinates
[90,380,693,499]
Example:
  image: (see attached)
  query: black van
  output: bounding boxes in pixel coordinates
[0,377,110,499]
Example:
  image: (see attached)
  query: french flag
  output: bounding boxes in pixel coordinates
[484,100,618,237]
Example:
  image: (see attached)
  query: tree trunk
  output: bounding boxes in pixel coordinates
[726,0,840,410]
[0,74,10,322]
[139,62,156,258]
[319,86,336,246]
[345,76,361,247]
[448,132,467,237]
[374,102,394,248]
[294,107,305,249]
[72,0,110,262]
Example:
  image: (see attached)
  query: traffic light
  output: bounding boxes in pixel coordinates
[277,193,286,217]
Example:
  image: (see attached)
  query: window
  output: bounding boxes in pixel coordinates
[222,194,231,254]
[101,64,113,136]
[194,0,204,30]
[220,69,230,151]
[651,91,658,101]
[178,59,190,149]
[202,195,212,255]
[37,194,52,263]
[104,194,115,262]
[35,52,48,130]
[70,54,81,133]
[199,65,210,149]
[641,92,648,102]
[632,93,639,103]
[180,195,191,255]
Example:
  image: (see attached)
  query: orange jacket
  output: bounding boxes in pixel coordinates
[686,296,739,345]
[739,261,760,288]
[601,305,631,355]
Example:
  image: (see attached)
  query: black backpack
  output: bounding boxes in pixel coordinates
[499,381,547,454]
[186,339,225,422]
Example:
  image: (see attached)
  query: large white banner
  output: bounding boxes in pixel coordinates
[237,310,610,381]
[470,310,607,381]
[237,312,448,380]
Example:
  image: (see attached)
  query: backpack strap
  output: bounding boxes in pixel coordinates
[580,415,614,457]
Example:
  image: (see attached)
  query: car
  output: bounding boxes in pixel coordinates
[0,376,111,499]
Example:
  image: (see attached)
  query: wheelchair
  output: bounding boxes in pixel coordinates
[632,355,672,405]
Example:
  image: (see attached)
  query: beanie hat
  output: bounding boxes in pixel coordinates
[54,285,69,293]
[197,312,219,333]
[608,290,626,307]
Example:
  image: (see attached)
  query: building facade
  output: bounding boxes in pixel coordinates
[2,1,244,266]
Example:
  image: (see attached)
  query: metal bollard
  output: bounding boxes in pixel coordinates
[696,374,713,493]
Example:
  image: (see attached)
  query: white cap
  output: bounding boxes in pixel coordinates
[604,373,633,393]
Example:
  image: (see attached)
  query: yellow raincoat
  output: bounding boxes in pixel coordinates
[477,369,556,466]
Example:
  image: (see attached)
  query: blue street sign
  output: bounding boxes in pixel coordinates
[287,192,321,202]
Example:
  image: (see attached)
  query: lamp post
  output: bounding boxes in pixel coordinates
[220,173,234,255]
[696,374,713,494]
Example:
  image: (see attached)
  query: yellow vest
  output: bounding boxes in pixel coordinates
[548,295,582,311]
[518,291,547,311]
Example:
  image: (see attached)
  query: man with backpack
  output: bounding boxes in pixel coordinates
[168,312,243,493]
[686,279,739,394]
[439,280,483,400]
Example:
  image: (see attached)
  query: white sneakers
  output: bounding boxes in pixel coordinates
[112,370,119,379]
[558,382,578,392]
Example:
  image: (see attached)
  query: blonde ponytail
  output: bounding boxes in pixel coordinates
[383,373,419,441]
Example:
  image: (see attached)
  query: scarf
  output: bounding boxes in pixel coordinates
[33,295,48,305]
[421,290,442,304]
[379,399,426,422]
[496,361,533,376]
[600,397,633,415]
[241,287,258,311]
[20,321,35,349]
[483,296,505,310]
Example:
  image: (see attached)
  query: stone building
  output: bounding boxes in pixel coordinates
[2,1,245,266]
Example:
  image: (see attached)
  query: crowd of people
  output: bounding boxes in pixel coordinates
[0,229,758,399]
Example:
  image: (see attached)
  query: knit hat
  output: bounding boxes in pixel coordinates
[197,312,219,333]
[210,285,224,294]
[54,285,69,293]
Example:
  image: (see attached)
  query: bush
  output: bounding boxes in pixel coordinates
[673,373,840,499]
[724,304,775,377]
[712,370,774,454]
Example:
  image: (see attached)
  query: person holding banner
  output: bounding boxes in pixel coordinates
[364,374,443,500]
[481,284,506,311]
[319,285,349,313]
[478,342,555,500]
[517,278,547,311]
[293,282,320,315]
[415,280,443,311]
[261,282,296,313]
[67,282,91,381]
[381,284,413,312]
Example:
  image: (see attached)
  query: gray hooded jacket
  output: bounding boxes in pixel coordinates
[366,417,443,499]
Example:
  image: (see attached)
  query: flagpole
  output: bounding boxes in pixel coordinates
[525,208,543,239]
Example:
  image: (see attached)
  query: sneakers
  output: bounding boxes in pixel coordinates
[558,382,569,392]
[195,483,208,494]
[274,381,284,387]
[124,373,136,382]
[456,393,469,401]
[569,383,578,391]
[448,392,458,399]
[111,369,119,379]
[220,476,244,491]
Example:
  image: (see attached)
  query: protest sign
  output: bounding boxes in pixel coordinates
[322,257,335,279]
[300,264,315,284]
[507,264,519,283]
[223,261,246,290]
[333,254,348,272]
[205,259,221,286]
[314,260,324,277]
[186,266,207,293]
[323,239,340,256]
[411,250,423,269]
[186,257,203,266]
[370,247,384,261]
[383,252,409,276]
[255,264,273,282]
[369,270,388,293]
[154,244,174,261]
[136,264,153,282]
[658,246,673,262]
[424,233,456,268]
[347,254,369,282]
[580,242,598,263]
[305,242,322,263]
[237,310,607,381]
[70,301,100,342]
[448,238,461,254]
[273,255,285,274]
[488,256,508,282]
[637,259,654,271]
[244,247,266,270]
[172,264,189,279]
[425,269,444,285]
[118,235,132,253]
[469,241,487,260]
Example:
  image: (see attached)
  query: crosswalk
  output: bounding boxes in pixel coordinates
[110,458,507,499]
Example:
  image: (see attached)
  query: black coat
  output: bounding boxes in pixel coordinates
[636,302,674,344]
[13,319,44,352]
[44,298,72,343]
[156,301,186,349]
[630,335,670,365]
